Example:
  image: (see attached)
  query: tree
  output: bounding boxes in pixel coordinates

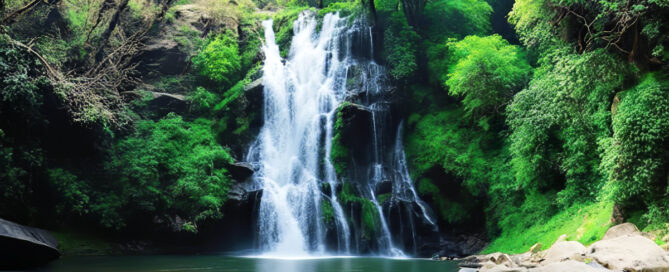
[445,35,531,121]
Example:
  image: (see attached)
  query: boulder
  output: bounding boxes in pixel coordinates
[542,241,587,263]
[602,222,640,240]
[533,260,609,272]
[0,218,60,269]
[587,234,669,272]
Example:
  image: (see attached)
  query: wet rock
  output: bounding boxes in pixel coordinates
[0,218,60,269]
[227,180,262,202]
[227,162,255,182]
[439,233,488,258]
[542,241,586,263]
[336,103,373,160]
[587,233,669,272]
[374,179,392,195]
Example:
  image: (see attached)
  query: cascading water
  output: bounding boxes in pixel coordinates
[247,10,437,257]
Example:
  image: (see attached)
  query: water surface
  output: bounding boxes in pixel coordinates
[35,256,460,272]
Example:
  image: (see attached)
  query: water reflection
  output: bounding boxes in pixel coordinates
[36,255,459,272]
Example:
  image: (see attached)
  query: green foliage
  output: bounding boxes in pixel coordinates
[445,35,531,120]
[318,1,361,17]
[100,114,234,230]
[331,103,350,177]
[382,11,419,81]
[600,74,669,223]
[423,0,492,39]
[406,108,494,196]
[508,0,557,49]
[188,86,218,113]
[506,48,632,206]
[484,201,614,254]
[272,7,311,57]
[49,168,91,216]
[321,200,335,224]
[192,30,242,87]
[339,182,380,238]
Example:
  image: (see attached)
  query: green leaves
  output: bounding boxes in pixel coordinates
[603,74,669,208]
[102,114,234,231]
[445,35,531,120]
[383,12,420,81]
[192,31,242,88]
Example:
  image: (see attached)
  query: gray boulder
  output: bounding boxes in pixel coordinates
[0,218,60,269]
[587,233,669,272]
[542,241,587,263]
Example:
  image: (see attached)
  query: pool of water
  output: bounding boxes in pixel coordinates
[33,255,461,272]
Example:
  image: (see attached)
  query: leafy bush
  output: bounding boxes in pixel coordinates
[382,11,419,81]
[600,74,669,224]
[445,35,531,121]
[506,48,632,206]
[192,31,242,88]
[100,114,235,230]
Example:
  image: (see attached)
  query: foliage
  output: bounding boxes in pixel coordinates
[382,11,419,81]
[339,182,380,238]
[321,200,335,224]
[600,74,669,225]
[272,6,311,57]
[507,48,632,206]
[95,114,234,230]
[484,201,614,254]
[423,0,492,39]
[445,35,531,121]
[192,30,242,87]
[188,86,218,113]
[331,103,350,178]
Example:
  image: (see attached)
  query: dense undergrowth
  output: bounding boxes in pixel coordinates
[1,0,669,256]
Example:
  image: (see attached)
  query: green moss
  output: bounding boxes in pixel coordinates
[339,182,379,238]
[321,200,335,224]
[483,201,614,254]
[330,103,350,178]
[376,193,391,205]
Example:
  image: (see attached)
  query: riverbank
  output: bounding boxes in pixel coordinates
[457,223,669,271]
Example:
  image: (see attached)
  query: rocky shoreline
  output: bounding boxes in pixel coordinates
[456,223,669,272]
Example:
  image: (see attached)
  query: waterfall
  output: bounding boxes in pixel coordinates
[247,10,437,257]
[247,11,351,257]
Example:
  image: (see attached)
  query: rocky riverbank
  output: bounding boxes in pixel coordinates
[457,223,669,272]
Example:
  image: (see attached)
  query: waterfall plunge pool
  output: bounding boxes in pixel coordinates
[33,255,461,272]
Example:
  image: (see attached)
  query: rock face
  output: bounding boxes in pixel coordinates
[227,162,255,182]
[0,218,60,269]
[587,234,669,272]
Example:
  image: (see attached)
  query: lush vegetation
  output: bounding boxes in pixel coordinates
[2,0,669,257]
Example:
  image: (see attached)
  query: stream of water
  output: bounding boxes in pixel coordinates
[246,11,436,257]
